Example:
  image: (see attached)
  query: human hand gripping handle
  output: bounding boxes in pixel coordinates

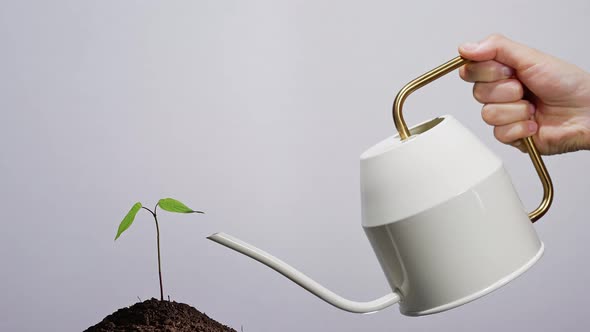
[458,34,590,155]
[392,53,553,222]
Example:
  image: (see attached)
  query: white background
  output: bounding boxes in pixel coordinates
[1,1,589,331]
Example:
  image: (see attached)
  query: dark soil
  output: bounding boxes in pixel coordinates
[85,298,237,332]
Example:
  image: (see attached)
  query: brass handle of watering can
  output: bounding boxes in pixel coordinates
[392,56,553,222]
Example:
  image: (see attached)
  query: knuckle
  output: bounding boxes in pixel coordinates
[487,33,505,42]
[493,127,511,144]
[481,105,496,124]
[459,66,468,80]
[518,103,531,120]
[472,84,486,102]
[510,80,524,98]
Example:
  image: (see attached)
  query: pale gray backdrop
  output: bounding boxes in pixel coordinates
[1,1,589,331]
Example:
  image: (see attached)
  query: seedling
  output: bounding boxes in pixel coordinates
[115,198,204,301]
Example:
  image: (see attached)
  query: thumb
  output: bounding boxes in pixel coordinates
[458,34,546,71]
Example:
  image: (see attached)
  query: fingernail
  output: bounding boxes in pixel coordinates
[528,121,538,132]
[502,66,514,77]
[514,141,522,147]
[460,42,479,51]
[529,104,536,115]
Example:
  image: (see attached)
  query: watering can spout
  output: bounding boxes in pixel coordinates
[207,232,400,314]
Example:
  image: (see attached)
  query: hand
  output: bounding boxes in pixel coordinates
[458,34,590,155]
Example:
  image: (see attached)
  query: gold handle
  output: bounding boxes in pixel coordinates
[392,56,554,222]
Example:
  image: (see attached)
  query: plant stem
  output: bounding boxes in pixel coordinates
[153,206,164,301]
[141,205,164,301]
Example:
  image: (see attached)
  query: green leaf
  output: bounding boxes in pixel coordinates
[158,198,203,214]
[115,202,142,241]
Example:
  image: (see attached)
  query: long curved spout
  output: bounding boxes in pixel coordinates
[207,232,400,314]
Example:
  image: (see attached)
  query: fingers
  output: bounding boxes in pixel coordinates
[481,100,534,126]
[473,79,524,103]
[494,120,538,144]
[459,34,547,152]
[459,60,514,83]
[458,34,546,71]
[482,100,537,151]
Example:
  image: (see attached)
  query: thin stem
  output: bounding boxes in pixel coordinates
[142,206,155,215]
[142,205,164,301]
[153,207,164,301]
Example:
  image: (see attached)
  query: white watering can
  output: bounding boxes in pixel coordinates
[208,56,553,316]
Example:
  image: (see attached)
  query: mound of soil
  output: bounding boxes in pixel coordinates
[85,298,236,332]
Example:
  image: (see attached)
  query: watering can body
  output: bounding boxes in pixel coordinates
[361,115,543,315]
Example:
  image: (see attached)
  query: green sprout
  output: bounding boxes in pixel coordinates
[115,198,204,301]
